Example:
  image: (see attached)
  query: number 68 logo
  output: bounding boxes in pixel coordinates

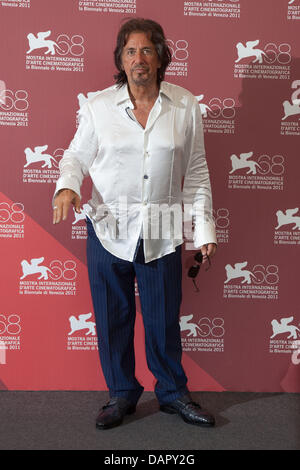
[49,260,77,281]
[0,203,25,223]
[252,265,279,285]
[0,315,21,335]
[0,89,29,111]
[166,39,189,61]
[198,317,225,338]
[56,35,85,56]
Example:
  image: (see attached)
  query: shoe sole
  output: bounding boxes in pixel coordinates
[96,405,136,430]
[160,405,215,427]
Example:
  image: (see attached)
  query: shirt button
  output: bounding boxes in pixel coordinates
[144,175,149,179]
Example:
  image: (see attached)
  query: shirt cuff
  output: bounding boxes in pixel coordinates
[193,223,217,248]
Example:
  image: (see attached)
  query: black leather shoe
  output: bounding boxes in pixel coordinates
[160,394,215,427]
[96,397,136,430]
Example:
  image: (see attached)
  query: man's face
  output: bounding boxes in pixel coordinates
[121,31,161,88]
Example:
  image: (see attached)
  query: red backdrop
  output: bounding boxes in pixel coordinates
[0,0,299,392]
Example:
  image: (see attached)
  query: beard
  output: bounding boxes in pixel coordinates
[130,66,151,86]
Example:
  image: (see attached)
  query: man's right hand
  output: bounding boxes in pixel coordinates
[53,189,81,224]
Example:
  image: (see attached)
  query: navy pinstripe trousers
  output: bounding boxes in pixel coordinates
[86,218,188,405]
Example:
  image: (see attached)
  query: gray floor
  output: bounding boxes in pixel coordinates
[0,391,299,450]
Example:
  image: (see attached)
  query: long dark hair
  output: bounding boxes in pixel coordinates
[114,18,172,87]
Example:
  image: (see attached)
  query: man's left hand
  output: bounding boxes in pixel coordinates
[200,243,217,263]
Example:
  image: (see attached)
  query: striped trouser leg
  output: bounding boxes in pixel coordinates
[86,219,144,405]
[134,241,189,405]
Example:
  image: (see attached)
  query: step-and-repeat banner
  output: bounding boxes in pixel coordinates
[0,0,299,392]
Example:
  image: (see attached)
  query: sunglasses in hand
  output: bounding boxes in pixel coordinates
[188,251,211,292]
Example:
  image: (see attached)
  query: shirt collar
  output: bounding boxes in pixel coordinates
[115,81,174,108]
[114,83,132,107]
[159,81,173,103]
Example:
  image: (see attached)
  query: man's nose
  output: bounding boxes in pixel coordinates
[135,50,145,62]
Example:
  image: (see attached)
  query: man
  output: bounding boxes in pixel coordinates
[53,18,217,429]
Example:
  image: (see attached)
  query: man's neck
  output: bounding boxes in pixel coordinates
[128,82,159,107]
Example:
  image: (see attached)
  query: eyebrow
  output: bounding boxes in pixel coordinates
[125,46,154,51]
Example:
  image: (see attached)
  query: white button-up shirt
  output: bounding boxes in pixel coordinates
[54,81,216,263]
